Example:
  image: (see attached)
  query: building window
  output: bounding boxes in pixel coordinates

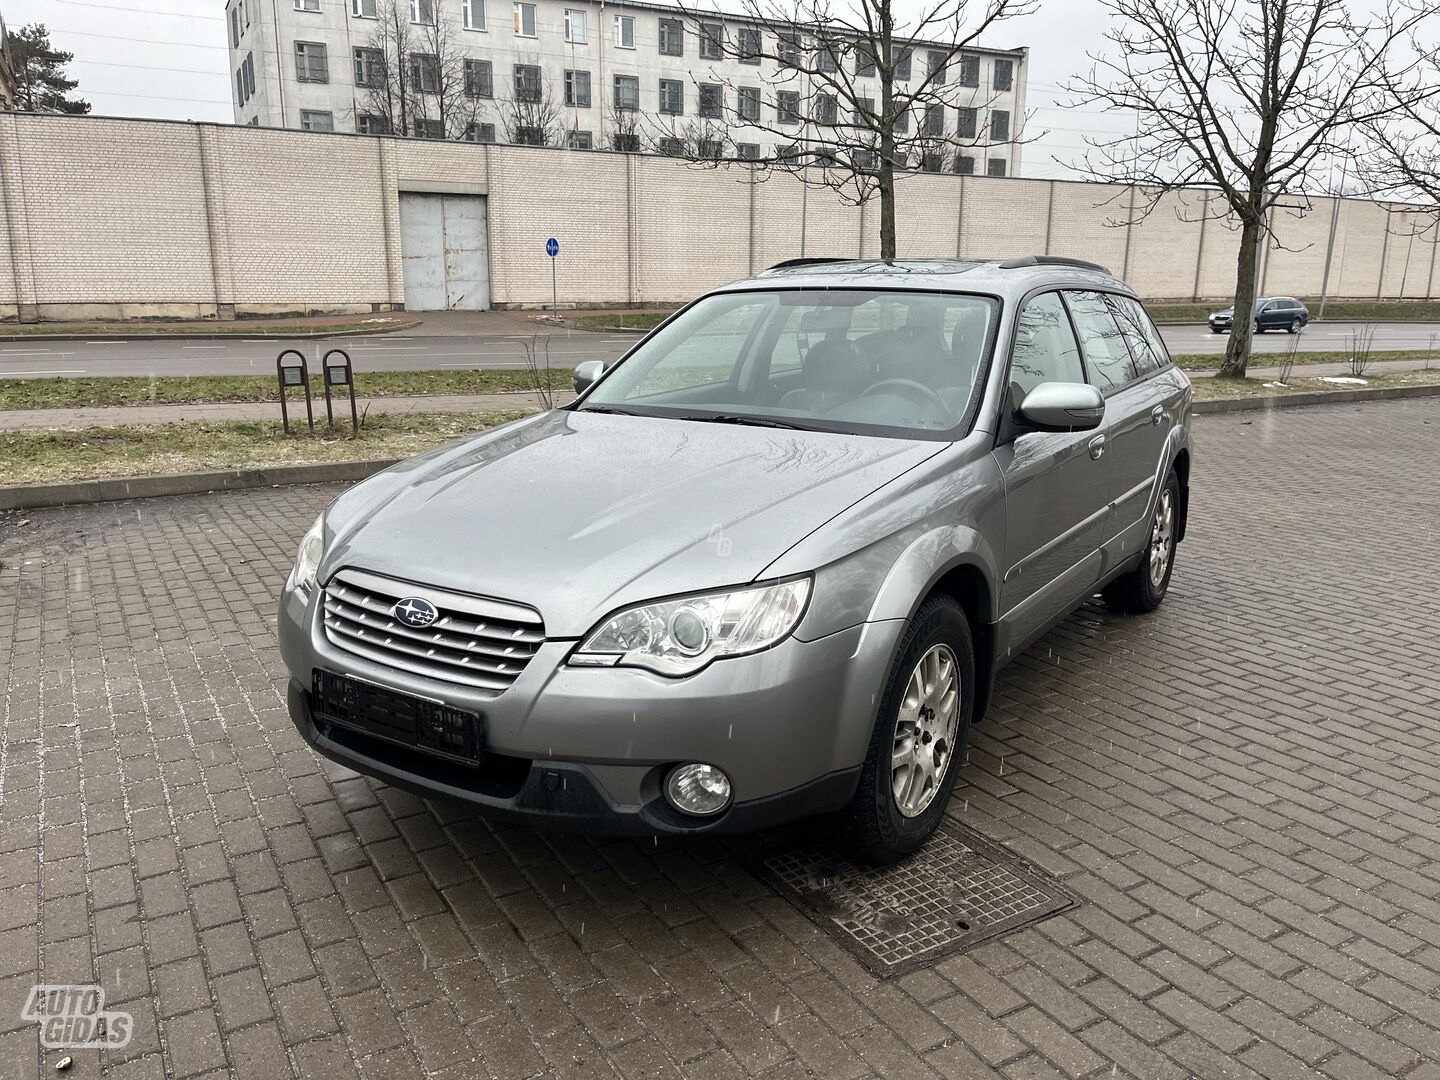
[465,121,497,142]
[613,74,639,110]
[564,9,587,43]
[235,68,246,107]
[229,5,242,48]
[414,118,445,139]
[955,154,975,174]
[777,35,799,68]
[354,47,385,88]
[514,126,547,145]
[854,147,877,169]
[698,83,722,119]
[410,0,435,24]
[410,53,439,93]
[300,109,334,132]
[358,113,389,134]
[814,92,837,125]
[564,69,591,107]
[352,0,377,15]
[736,85,760,122]
[927,49,947,84]
[567,129,593,150]
[921,152,943,172]
[658,137,685,157]
[462,0,484,30]
[990,109,1010,141]
[894,105,909,134]
[854,95,874,125]
[659,79,684,115]
[957,53,979,87]
[894,48,911,80]
[776,90,799,125]
[658,19,683,56]
[737,28,761,64]
[987,157,1007,176]
[513,2,536,37]
[923,102,944,136]
[994,58,1014,92]
[613,131,640,151]
[294,0,319,10]
[294,42,328,83]
[464,58,493,98]
[699,23,723,60]
[956,106,976,139]
[514,63,541,102]
[775,143,803,164]
[735,142,760,160]
[816,44,838,72]
[613,14,635,48]
[243,52,255,96]
[855,46,875,77]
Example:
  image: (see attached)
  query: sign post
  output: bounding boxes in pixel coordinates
[321,348,359,434]
[275,349,313,435]
[545,236,559,311]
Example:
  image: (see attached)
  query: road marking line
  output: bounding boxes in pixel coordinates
[181,345,229,350]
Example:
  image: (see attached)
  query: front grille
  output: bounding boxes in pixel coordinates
[322,568,544,694]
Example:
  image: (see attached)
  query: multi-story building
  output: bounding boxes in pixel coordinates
[225,0,1028,175]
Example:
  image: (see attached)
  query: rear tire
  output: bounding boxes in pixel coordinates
[840,595,974,865]
[1102,470,1180,614]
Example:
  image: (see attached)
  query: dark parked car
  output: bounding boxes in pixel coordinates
[1209,296,1309,334]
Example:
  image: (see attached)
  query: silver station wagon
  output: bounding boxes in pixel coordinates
[279,257,1193,862]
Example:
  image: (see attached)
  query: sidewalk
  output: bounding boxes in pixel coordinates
[0,311,419,340]
[0,390,565,430]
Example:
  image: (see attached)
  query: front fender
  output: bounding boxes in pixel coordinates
[867,526,1001,625]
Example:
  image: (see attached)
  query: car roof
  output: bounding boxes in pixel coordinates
[709,257,1134,302]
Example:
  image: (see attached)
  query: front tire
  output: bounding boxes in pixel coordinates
[1103,470,1180,614]
[1288,318,1302,334]
[840,595,974,865]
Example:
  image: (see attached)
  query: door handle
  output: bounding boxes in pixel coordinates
[1088,434,1106,460]
[1151,405,1166,426]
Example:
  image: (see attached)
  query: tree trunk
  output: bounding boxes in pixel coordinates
[1219,216,1263,378]
[879,160,896,259]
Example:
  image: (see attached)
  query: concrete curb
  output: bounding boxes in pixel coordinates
[3,383,1435,510]
[0,458,399,512]
[1193,381,1440,414]
[0,321,420,343]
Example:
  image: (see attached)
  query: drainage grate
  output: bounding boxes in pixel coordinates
[754,819,1078,978]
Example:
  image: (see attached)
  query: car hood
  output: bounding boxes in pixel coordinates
[323,410,942,637]
[1212,308,1235,318]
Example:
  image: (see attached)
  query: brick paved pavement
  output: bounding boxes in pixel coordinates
[1,397,1438,1080]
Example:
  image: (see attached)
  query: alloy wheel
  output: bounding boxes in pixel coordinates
[1148,488,1176,587]
[891,644,961,818]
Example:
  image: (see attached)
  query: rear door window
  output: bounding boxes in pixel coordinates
[1064,290,1133,393]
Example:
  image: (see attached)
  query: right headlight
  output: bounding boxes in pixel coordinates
[571,577,812,677]
[291,514,325,593]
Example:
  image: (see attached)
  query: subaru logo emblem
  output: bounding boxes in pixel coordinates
[393,597,439,628]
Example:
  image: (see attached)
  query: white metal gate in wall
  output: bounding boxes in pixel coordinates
[398,193,491,311]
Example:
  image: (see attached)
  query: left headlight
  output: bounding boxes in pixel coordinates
[291,514,325,592]
[571,577,812,677]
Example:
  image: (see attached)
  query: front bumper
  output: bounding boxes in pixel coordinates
[279,579,902,835]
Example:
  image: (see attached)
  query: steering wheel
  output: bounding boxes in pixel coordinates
[862,378,949,416]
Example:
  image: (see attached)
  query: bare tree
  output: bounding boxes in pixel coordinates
[674,0,1033,258]
[1363,42,1440,213]
[355,0,487,140]
[1066,0,1434,378]
[609,99,644,152]
[502,62,563,146]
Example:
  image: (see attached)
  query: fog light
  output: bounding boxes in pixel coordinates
[665,763,731,816]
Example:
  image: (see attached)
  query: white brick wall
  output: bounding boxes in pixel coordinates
[0,114,1433,322]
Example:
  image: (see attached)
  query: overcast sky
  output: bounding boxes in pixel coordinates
[11,0,1131,178]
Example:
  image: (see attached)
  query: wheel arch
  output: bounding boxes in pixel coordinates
[1172,447,1190,543]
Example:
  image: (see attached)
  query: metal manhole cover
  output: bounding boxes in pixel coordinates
[753,819,1078,978]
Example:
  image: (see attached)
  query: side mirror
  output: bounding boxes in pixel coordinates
[1017,382,1105,432]
[572,360,607,395]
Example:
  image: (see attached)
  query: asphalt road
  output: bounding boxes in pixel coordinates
[1,320,1437,379]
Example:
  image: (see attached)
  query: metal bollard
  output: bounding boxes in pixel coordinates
[276,349,314,434]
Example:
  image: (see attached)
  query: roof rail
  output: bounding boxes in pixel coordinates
[999,255,1112,275]
[762,257,853,273]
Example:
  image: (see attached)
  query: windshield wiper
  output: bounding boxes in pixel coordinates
[675,412,815,431]
[576,404,638,416]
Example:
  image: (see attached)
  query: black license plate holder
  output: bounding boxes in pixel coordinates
[312,670,483,763]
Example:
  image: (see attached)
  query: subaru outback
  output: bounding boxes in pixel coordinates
[279,256,1192,862]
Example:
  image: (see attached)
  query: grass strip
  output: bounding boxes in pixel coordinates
[1172,349,1439,371]
[0,411,532,487]
[1189,368,1440,400]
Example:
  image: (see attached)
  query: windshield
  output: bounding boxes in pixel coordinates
[575,289,999,438]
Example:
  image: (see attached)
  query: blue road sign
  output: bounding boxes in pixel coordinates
[546,237,559,257]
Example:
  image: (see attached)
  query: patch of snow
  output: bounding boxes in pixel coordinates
[1318,376,1368,385]
[1262,382,1287,388]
